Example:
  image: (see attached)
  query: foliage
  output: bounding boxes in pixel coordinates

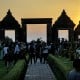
[0,60,13,79]
[4,36,13,45]
[48,54,73,80]
[1,55,29,80]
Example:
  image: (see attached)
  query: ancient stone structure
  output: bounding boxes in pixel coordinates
[21,18,52,44]
[74,21,80,41]
[52,10,75,42]
[0,9,80,43]
[0,9,21,41]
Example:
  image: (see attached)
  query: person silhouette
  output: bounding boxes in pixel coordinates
[29,42,36,64]
[67,59,80,80]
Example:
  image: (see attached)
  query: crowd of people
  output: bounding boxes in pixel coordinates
[0,37,80,80]
[0,40,27,67]
[29,38,74,63]
[1,37,80,66]
[28,39,49,64]
[27,38,80,80]
[27,38,72,64]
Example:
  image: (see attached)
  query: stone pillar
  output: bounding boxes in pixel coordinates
[47,23,52,44]
[0,29,4,40]
[22,23,26,42]
[69,28,74,42]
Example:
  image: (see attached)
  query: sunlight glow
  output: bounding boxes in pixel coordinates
[78,35,80,39]
[27,24,47,42]
[5,30,15,42]
[58,30,69,41]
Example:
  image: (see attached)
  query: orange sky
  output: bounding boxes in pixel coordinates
[0,0,80,41]
[27,24,47,42]
[0,0,80,26]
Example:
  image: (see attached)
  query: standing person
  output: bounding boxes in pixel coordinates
[0,42,3,59]
[8,43,14,65]
[67,59,80,80]
[14,42,20,63]
[29,42,36,64]
[3,44,9,67]
[35,42,42,63]
[50,43,56,55]
[42,44,48,63]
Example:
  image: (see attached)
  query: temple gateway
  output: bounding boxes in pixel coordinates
[0,9,80,43]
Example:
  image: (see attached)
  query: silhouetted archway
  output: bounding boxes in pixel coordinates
[0,10,21,42]
[21,18,52,44]
[52,10,75,42]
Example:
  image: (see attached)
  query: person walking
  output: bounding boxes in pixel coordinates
[3,44,9,67]
[14,42,20,63]
[42,44,48,63]
[29,42,36,64]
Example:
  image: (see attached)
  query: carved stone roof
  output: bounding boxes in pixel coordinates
[53,10,75,29]
[75,21,80,32]
[0,9,20,29]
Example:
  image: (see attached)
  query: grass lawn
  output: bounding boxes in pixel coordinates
[0,60,13,79]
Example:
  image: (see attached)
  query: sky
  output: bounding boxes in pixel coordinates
[5,30,15,42]
[0,0,80,42]
[58,30,69,41]
[27,24,47,42]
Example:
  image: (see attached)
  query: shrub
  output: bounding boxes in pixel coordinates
[1,55,29,80]
[48,54,73,80]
